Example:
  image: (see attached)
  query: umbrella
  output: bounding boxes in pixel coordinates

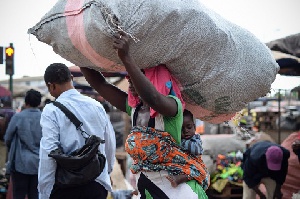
[0,85,12,107]
[271,51,300,76]
[267,33,300,76]
[2,84,45,98]
[73,81,93,91]
[267,33,300,58]
[69,66,127,77]
[291,85,300,92]
[114,78,129,92]
[0,85,11,97]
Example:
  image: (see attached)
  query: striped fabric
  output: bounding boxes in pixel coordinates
[181,134,204,156]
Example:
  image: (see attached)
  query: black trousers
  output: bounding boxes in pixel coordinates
[50,181,108,199]
[11,171,38,199]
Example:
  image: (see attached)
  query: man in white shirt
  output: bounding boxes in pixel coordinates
[39,63,116,199]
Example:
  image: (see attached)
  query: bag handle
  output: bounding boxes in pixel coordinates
[52,101,90,139]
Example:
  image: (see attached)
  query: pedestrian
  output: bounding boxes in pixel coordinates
[292,134,300,162]
[242,140,290,199]
[0,99,15,141]
[38,63,116,199]
[166,109,209,187]
[81,32,208,199]
[4,89,43,199]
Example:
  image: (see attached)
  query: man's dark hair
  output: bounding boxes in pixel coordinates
[25,89,42,107]
[44,63,72,84]
[183,109,194,121]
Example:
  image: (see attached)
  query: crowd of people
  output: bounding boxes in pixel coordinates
[0,32,300,199]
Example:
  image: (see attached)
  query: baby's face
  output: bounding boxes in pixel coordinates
[181,116,195,140]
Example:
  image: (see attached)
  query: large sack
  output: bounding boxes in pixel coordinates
[246,132,275,147]
[201,134,247,158]
[281,132,300,199]
[28,0,279,123]
[202,154,215,174]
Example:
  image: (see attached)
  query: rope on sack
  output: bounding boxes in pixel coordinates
[96,2,140,43]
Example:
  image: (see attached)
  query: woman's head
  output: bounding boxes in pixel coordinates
[25,89,42,108]
[182,109,196,139]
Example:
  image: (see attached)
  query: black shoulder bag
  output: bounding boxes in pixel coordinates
[48,101,106,188]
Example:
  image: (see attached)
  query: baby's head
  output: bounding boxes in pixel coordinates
[181,109,196,140]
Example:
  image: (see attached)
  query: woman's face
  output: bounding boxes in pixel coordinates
[181,116,196,139]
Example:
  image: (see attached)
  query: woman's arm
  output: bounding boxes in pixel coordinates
[80,67,128,113]
[113,32,178,117]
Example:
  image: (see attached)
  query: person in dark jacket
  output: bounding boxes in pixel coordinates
[292,135,300,162]
[242,141,290,199]
[4,89,42,199]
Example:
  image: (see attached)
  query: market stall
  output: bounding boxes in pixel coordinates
[201,131,275,199]
[202,134,244,198]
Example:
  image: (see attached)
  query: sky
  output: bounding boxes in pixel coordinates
[0,0,300,89]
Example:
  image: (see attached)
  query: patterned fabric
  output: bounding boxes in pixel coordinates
[125,126,210,190]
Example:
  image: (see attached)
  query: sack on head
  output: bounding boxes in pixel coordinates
[28,0,279,123]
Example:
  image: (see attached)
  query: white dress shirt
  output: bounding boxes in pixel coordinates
[38,89,116,199]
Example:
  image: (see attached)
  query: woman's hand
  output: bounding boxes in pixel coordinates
[113,31,130,62]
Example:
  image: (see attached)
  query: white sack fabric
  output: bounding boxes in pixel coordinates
[28,0,279,123]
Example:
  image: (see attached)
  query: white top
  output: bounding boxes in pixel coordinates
[38,89,116,199]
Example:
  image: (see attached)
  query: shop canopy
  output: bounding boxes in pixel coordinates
[0,85,11,97]
[68,66,127,77]
[267,33,300,58]
[2,84,45,98]
[267,33,300,76]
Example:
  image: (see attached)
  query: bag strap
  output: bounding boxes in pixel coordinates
[52,101,90,139]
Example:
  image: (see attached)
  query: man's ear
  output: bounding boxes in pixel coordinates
[71,75,74,81]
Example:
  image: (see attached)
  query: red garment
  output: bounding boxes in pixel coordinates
[281,132,300,199]
[127,64,185,117]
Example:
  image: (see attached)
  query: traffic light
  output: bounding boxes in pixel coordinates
[5,44,14,75]
[0,47,3,64]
